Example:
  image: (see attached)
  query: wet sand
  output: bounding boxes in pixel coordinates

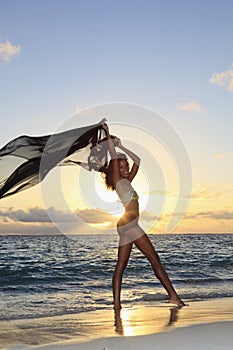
[1,297,233,350]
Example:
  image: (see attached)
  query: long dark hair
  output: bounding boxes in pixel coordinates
[101,153,128,191]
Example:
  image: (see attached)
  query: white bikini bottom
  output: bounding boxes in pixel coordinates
[117,214,145,246]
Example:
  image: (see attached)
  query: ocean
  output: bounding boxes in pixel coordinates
[0,234,232,321]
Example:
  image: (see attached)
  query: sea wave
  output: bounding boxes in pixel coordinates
[0,234,232,320]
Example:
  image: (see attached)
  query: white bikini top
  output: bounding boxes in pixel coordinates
[115,179,139,207]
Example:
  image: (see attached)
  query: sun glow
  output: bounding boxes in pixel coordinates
[94,170,150,217]
[94,175,124,218]
[55,155,160,232]
[95,175,118,203]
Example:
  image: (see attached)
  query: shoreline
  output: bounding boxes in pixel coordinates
[1,297,233,349]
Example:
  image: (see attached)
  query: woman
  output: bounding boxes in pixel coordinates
[102,121,184,310]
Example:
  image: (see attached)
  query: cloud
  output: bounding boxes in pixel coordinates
[140,210,160,222]
[0,207,52,223]
[0,206,115,225]
[0,39,21,61]
[178,100,205,112]
[147,189,192,199]
[185,210,233,221]
[209,64,233,92]
[191,183,233,200]
[161,209,233,222]
[0,206,118,235]
[75,208,115,224]
[213,153,233,159]
[213,153,225,158]
[0,221,60,235]
[75,106,81,114]
[148,190,169,196]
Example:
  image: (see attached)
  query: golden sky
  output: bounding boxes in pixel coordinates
[1,2,233,234]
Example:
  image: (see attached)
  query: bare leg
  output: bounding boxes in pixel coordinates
[112,242,133,311]
[134,234,185,307]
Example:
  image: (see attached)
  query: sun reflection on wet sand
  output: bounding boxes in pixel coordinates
[114,305,181,337]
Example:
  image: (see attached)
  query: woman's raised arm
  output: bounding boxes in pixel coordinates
[116,140,140,181]
[101,121,121,185]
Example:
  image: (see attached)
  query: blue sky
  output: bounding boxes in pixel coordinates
[0,0,233,233]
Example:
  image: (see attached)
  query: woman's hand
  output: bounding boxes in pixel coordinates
[100,118,107,126]
[100,118,109,134]
[113,136,121,147]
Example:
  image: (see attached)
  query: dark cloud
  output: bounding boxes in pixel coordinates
[0,207,51,223]
[0,206,115,225]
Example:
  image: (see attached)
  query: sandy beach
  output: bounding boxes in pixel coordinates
[1,297,233,350]
[34,322,233,350]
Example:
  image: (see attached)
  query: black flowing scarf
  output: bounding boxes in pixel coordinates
[0,122,108,199]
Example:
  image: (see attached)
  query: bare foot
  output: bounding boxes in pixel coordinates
[168,297,185,307]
